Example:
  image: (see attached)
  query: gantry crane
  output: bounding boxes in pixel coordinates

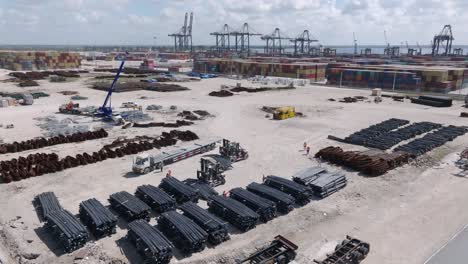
[432,25,454,56]
[290,30,318,56]
[261,28,291,56]
[168,12,193,52]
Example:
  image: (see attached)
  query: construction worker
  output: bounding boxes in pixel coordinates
[306,146,310,156]
[166,170,172,177]
[262,174,266,182]
[303,142,307,151]
[222,190,228,197]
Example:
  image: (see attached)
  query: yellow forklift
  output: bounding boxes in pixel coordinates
[273,106,296,120]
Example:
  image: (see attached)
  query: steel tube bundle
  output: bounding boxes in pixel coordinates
[263,176,313,205]
[157,211,208,254]
[183,179,219,200]
[45,209,89,253]
[108,191,151,221]
[179,202,230,245]
[159,177,199,204]
[135,185,176,213]
[79,198,117,238]
[208,195,259,232]
[293,167,347,198]
[343,118,410,146]
[34,191,63,221]
[246,182,295,214]
[230,187,277,222]
[128,220,174,264]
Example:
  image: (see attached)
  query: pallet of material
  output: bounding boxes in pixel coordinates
[135,184,176,213]
[33,191,63,222]
[157,211,208,254]
[292,167,347,198]
[108,191,151,221]
[128,219,174,264]
[159,177,199,204]
[183,178,219,200]
[45,209,89,253]
[411,95,453,107]
[229,187,277,222]
[79,198,117,238]
[208,195,259,232]
[179,202,230,245]
[246,182,295,214]
[263,175,313,205]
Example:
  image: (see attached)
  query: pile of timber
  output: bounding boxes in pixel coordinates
[127,220,173,264]
[45,210,89,252]
[315,146,414,176]
[208,195,259,232]
[342,118,409,146]
[179,202,230,245]
[184,179,219,200]
[135,185,176,213]
[411,95,453,107]
[292,167,347,198]
[159,177,199,204]
[395,126,468,156]
[263,176,313,205]
[230,187,277,222]
[157,211,208,254]
[79,198,117,238]
[363,122,442,150]
[34,191,63,221]
[246,182,295,214]
[108,191,151,221]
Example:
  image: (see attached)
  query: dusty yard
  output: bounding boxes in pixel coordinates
[0,68,467,264]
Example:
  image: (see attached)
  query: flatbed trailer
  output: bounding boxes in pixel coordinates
[237,235,298,264]
[132,139,220,174]
[314,236,370,264]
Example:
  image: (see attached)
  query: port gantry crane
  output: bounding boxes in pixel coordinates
[210,24,232,55]
[432,25,454,56]
[168,12,193,52]
[261,28,292,56]
[229,23,262,57]
[290,30,318,56]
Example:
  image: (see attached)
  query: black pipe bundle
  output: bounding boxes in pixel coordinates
[79,198,117,238]
[263,176,313,205]
[157,211,208,254]
[229,188,277,222]
[293,167,347,199]
[246,182,295,214]
[184,179,219,200]
[208,195,259,232]
[135,185,176,213]
[108,191,151,221]
[159,177,199,204]
[34,191,63,221]
[128,220,174,264]
[343,118,410,146]
[411,95,453,107]
[179,202,230,245]
[45,209,89,253]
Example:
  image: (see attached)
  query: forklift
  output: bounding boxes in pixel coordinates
[219,139,249,162]
[197,155,232,187]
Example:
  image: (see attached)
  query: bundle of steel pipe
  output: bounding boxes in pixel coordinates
[108,191,151,221]
[135,184,176,213]
[159,177,199,204]
[246,182,295,214]
[45,209,89,253]
[263,176,313,205]
[230,187,277,222]
[33,191,63,221]
[79,198,117,238]
[208,195,259,232]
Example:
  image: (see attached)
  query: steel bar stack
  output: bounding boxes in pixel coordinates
[157,211,208,254]
[246,182,295,214]
[364,122,442,150]
[159,177,199,204]
[395,126,468,156]
[292,167,347,198]
[208,195,259,232]
[45,210,89,252]
[179,202,230,245]
[127,220,174,264]
[108,191,151,221]
[79,198,117,238]
[263,176,313,205]
[229,187,277,222]
[343,118,410,146]
[34,191,63,221]
[411,95,453,107]
[135,185,176,213]
[184,179,219,200]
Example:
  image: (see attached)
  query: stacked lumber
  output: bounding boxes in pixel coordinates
[108,191,151,221]
[230,188,277,222]
[208,195,259,232]
[179,202,230,245]
[292,167,347,198]
[263,176,313,205]
[159,177,199,204]
[157,211,208,253]
[343,118,410,146]
[135,185,176,213]
[411,95,453,107]
[183,179,219,200]
[34,191,63,221]
[246,182,295,214]
[79,198,117,238]
[45,210,89,252]
[395,126,468,156]
[127,220,173,264]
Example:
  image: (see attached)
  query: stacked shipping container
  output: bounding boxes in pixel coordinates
[0,51,81,71]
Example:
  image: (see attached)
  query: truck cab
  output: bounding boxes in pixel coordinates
[132,154,164,174]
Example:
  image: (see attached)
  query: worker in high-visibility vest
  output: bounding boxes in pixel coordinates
[303,142,307,151]
[306,146,310,156]
[166,170,172,177]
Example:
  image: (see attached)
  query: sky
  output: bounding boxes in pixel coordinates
[0,0,467,46]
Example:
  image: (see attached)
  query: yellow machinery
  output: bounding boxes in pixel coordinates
[273,106,296,120]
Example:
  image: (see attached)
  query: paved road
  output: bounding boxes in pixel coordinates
[426,225,468,264]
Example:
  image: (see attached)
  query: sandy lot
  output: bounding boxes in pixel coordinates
[0,68,467,264]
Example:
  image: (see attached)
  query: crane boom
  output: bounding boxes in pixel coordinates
[97,53,127,118]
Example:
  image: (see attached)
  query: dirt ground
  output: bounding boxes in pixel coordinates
[0,67,467,264]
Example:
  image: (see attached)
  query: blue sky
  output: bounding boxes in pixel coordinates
[0,0,467,46]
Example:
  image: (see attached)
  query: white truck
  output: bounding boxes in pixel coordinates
[132,139,220,174]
